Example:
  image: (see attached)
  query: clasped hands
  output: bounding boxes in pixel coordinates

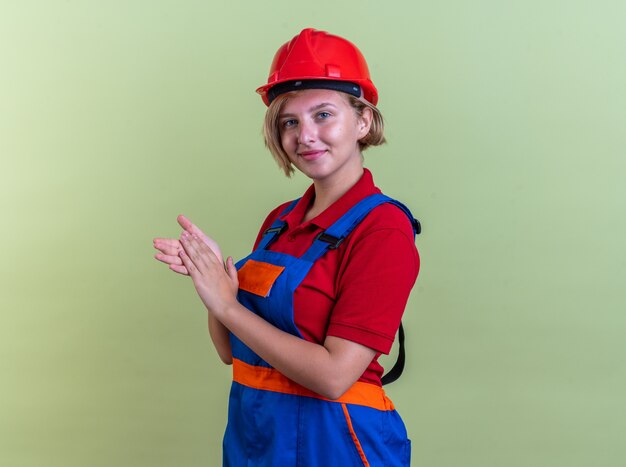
[153,215,239,316]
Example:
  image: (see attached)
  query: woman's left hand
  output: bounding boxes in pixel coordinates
[178,230,239,317]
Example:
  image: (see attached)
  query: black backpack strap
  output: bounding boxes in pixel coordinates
[380,201,420,385]
[381,322,405,386]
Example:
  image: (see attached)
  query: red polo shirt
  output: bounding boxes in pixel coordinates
[252,169,420,386]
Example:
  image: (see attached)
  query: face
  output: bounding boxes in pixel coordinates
[278,89,372,184]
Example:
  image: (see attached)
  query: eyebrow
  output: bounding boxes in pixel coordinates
[279,102,337,118]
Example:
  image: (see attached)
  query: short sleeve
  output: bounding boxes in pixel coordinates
[326,216,420,355]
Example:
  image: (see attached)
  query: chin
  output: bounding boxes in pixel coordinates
[295,165,332,181]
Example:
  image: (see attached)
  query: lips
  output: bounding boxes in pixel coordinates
[298,150,327,161]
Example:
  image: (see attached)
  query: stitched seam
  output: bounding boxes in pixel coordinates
[341,403,370,467]
[328,321,394,340]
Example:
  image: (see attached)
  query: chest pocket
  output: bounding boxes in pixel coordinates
[237,259,286,297]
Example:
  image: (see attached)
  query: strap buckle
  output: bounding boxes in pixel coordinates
[263,224,287,236]
[315,232,344,249]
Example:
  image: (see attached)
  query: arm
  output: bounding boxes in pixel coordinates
[208,312,232,365]
[220,301,375,399]
[178,232,376,399]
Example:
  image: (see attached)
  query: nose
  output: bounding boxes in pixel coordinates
[297,119,316,145]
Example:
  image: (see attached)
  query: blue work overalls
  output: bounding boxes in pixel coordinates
[223,194,417,467]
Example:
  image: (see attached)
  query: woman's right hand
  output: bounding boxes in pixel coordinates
[153,214,223,275]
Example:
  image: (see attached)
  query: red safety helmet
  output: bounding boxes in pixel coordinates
[256,28,378,106]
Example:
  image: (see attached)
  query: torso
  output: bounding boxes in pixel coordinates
[250,169,420,385]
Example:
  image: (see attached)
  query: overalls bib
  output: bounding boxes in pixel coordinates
[223,194,418,467]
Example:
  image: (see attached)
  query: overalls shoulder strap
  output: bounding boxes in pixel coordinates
[300,193,421,386]
[256,198,301,251]
[256,193,420,386]
[301,193,420,263]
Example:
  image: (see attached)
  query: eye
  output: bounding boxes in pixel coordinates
[281,119,297,129]
[316,111,331,120]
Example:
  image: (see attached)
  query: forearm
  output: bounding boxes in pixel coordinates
[218,301,371,399]
[174,234,372,396]
[208,312,232,364]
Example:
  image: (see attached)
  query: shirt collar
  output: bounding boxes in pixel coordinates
[281,168,382,230]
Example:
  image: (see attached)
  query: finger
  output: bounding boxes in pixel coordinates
[176,216,226,262]
[225,256,239,285]
[177,215,207,239]
[193,234,219,262]
[154,253,184,266]
[178,248,198,276]
[182,231,219,266]
[169,263,189,275]
[177,215,195,233]
[153,238,182,256]
[152,237,178,244]
[180,232,210,271]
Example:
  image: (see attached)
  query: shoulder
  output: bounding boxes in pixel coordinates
[353,199,420,271]
[342,199,420,276]
[355,201,417,246]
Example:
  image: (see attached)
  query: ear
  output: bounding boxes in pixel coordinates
[357,106,373,140]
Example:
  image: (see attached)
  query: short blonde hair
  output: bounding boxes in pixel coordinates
[262,91,386,177]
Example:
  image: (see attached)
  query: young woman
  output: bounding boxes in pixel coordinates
[153,28,420,467]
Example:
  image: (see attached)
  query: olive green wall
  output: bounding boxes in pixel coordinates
[1,1,624,466]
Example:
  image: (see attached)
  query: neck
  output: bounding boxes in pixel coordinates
[304,166,364,222]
